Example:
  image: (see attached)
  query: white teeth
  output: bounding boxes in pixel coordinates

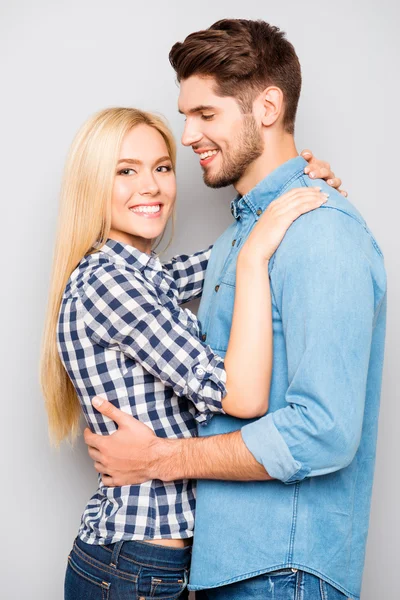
[199,150,218,160]
[130,205,161,214]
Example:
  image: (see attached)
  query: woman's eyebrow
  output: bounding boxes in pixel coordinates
[117,156,171,165]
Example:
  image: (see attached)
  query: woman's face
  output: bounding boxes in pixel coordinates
[110,124,176,253]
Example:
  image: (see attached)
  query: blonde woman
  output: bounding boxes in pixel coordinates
[40,107,329,599]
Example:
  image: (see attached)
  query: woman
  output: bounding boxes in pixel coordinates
[40,107,328,599]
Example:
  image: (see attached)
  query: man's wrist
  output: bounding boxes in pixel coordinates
[149,436,184,482]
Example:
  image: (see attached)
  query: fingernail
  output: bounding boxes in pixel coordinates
[327,179,333,185]
[310,172,315,178]
[323,192,329,197]
[304,167,310,173]
[303,151,311,157]
[314,186,322,190]
[92,397,103,408]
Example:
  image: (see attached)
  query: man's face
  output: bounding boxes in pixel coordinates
[178,76,264,188]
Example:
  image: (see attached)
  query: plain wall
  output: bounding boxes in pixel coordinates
[1,0,398,597]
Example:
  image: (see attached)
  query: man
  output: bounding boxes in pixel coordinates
[85,19,386,600]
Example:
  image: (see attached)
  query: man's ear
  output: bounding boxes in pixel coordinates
[258,86,284,127]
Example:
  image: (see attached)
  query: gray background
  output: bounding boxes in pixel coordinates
[1,0,398,598]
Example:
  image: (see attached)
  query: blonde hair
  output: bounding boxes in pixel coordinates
[40,107,177,445]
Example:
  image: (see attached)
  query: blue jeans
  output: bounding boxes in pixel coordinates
[65,536,190,599]
[195,569,351,599]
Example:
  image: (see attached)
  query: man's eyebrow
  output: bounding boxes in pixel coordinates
[178,105,216,115]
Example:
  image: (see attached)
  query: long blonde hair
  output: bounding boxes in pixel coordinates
[40,107,177,445]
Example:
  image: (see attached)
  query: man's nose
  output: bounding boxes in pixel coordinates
[181,120,202,147]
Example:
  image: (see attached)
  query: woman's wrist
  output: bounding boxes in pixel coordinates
[238,246,270,269]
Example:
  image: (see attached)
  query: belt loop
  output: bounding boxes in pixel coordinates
[110,540,124,568]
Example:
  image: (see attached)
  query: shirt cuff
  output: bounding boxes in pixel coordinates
[186,348,227,425]
[241,413,311,483]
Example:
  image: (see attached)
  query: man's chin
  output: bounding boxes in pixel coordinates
[203,171,237,189]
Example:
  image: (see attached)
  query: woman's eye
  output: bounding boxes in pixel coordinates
[118,168,135,175]
[156,165,172,173]
[201,114,215,121]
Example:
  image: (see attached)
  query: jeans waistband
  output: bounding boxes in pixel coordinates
[75,536,191,570]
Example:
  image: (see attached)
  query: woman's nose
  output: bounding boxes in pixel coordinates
[138,173,159,196]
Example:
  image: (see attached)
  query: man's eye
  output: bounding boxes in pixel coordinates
[118,168,135,175]
[156,165,172,173]
[201,114,215,121]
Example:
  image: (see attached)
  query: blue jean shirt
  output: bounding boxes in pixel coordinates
[189,157,387,600]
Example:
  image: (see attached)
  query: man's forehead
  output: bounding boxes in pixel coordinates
[177,77,233,114]
[178,75,218,112]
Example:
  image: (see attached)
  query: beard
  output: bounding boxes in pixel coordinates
[203,115,264,189]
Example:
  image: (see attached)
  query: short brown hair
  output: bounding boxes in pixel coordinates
[169,19,301,134]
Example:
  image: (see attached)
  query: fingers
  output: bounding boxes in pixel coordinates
[94,461,106,474]
[301,149,314,163]
[271,186,324,210]
[91,396,128,425]
[326,177,342,189]
[339,189,348,197]
[277,188,328,216]
[101,474,115,487]
[87,445,103,463]
[84,427,103,451]
[289,194,328,219]
[307,165,333,180]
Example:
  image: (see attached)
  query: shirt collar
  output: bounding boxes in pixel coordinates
[230,156,308,220]
[97,239,161,272]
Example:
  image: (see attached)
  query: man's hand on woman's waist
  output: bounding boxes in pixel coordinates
[84,396,271,486]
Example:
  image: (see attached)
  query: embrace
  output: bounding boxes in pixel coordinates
[41,18,386,600]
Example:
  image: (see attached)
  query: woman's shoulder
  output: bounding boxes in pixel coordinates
[64,252,138,298]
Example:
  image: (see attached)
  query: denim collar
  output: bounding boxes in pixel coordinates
[230,156,308,220]
[97,238,160,273]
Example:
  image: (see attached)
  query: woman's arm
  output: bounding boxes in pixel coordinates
[81,188,326,425]
[221,187,328,418]
[162,246,212,304]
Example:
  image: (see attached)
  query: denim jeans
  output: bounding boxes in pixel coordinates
[64,536,190,599]
[195,569,351,600]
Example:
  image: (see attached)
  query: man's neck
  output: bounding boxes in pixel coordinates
[235,133,298,197]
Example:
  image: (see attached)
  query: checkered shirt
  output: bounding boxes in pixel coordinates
[57,239,227,544]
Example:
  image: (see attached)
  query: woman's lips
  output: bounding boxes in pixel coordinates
[129,204,162,218]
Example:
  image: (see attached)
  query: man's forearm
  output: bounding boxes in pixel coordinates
[152,430,272,482]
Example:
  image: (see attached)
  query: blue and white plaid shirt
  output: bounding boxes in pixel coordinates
[57,239,227,544]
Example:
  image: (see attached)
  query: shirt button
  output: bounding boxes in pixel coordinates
[232,239,236,246]
[256,209,262,216]
[196,367,205,376]
[201,334,207,341]
[291,568,298,573]
[215,285,220,292]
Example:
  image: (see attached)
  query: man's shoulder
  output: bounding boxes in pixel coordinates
[273,184,384,270]
[281,179,369,244]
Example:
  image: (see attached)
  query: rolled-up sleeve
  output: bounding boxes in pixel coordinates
[81,264,226,425]
[241,209,380,482]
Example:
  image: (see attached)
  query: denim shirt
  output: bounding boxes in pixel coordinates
[189,157,387,600]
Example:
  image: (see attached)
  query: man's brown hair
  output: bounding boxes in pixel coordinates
[169,19,302,134]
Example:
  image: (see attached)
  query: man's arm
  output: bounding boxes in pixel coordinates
[86,206,381,487]
[85,397,271,486]
[241,206,382,482]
